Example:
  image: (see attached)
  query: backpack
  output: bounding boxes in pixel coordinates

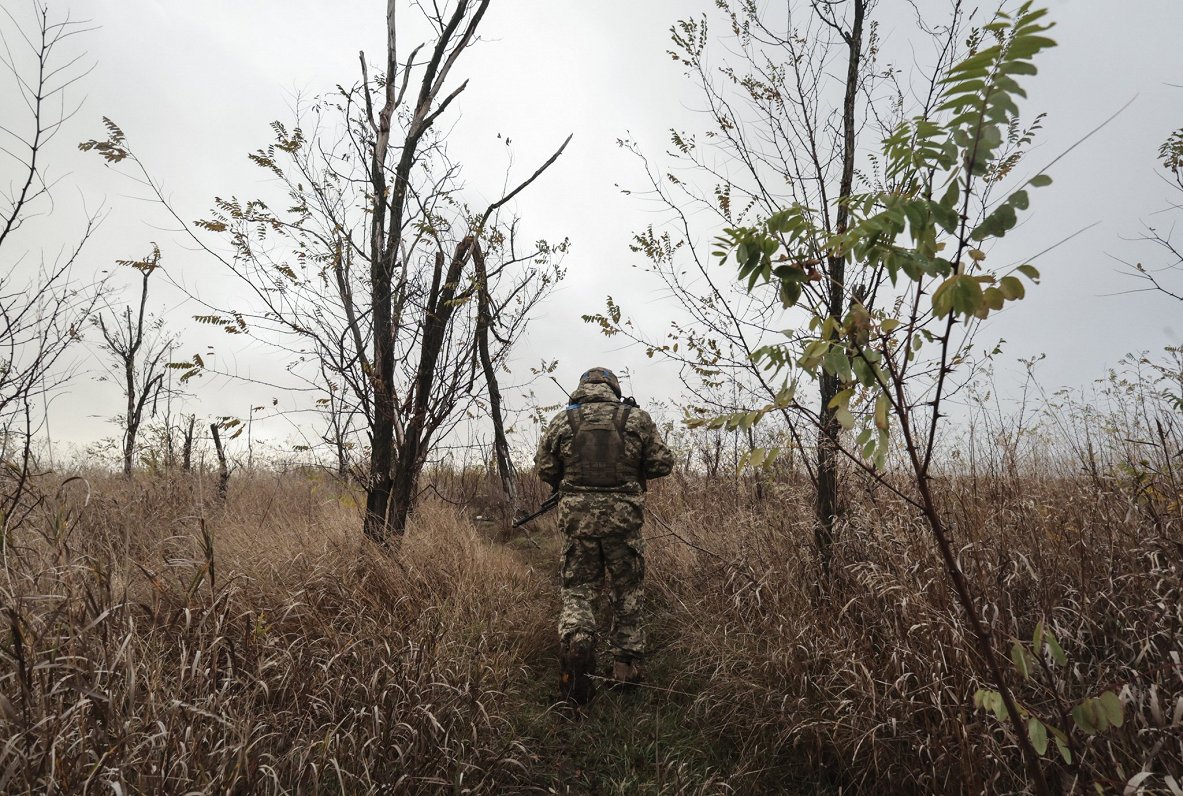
[566,404,637,488]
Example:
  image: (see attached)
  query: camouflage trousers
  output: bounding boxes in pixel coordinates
[557,491,647,661]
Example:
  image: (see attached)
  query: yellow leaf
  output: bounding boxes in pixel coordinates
[874,394,890,431]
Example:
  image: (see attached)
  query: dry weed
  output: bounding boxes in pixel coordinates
[1,463,1179,793]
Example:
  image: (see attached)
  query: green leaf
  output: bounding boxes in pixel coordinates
[1073,699,1106,734]
[873,429,888,470]
[1011,642,1031,679]
[1028,718,1049,756]
[999,275,1026,300]
[932,277,955,317]
[852,356,874,387]
[933,274,984,318]
[1045,632,1067,666]
[972,203,1018,240]
[1032,620,1044,651]
[1099,691,1123,728]
[1090,698,1110,731]
[827,387,853,411]
[992,693,1009,722]
[929,201,959,234]
[798,339,830,371]
[835,406,855,431]
[1055,735,1072,764]
[874,393,890,431]
[939,177,960,211]
[822,348,852,382]
[974,688,1009,723]
[1029,173,1053,187]
[1016,263,1041,283]
[1071,702,1095,734]
[982,286,1005,311]
[779,280,802,308]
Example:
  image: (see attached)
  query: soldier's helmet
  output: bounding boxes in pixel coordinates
[579,366,621,398]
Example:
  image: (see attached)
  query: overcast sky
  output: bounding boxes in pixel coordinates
[2,0,1181,457]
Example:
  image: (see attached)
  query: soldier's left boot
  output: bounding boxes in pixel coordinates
[559,633,596,705]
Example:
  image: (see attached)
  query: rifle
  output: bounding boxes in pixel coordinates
[621,395,646,491]
[513,491,560,528]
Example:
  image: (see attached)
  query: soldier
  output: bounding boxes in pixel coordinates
[534,366,674,705]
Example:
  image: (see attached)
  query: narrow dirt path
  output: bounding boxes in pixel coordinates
[491,529,743,795]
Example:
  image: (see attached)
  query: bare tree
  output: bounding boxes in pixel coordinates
[210,420,230,500]
[1116,127,1183,303]
[1,2,102,530]
[81,0,570,542]
[472,239,518,520]
[94,245,173,477]
[352,0,570,541]
[181,413,196,471]
[317,360,359,481]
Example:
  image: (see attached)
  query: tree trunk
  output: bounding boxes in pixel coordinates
[387,239,473,535]
[210,423,230,500]
[122,318,137,477]
[361,2,400,544]
[815,372,840,575]
[363,383,395,540]
[471,241,519,522]
[182,415,195,472]
[336,425,349,479]
[814,0,865,577]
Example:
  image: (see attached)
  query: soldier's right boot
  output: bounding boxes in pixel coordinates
[606,657,644,692]
[559,632,596,706]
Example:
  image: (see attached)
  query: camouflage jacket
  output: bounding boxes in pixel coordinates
[535,382,675,495]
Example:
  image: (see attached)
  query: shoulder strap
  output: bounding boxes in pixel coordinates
[615,403,632,435]
[567,406,582,439]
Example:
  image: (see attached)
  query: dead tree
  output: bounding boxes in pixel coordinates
[357,0,571,541]
[79,1,570,542]
[1117,128,1183,304]
[1,2,102,529]
[181,414,196,471]
[471,240,517,518]
[96,245,172,477]
[209,422,230,499]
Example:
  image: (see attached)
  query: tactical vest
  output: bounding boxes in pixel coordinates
[566,404,637,488]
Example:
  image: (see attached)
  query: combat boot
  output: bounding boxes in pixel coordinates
[606,657,644,691]
[559,633,596,705]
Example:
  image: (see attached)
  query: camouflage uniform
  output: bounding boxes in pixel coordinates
[535,375,674,664]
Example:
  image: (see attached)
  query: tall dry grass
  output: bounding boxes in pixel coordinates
[1,471,551,793]
[642,467,1182,793]
[1,444,1179,792]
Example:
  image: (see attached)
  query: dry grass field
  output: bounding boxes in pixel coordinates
[1,453,1180,794]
